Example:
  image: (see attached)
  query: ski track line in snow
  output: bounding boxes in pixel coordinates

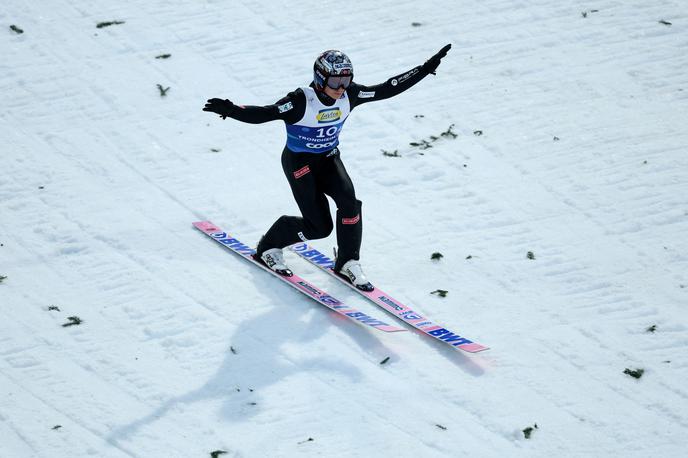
[0,369,137,457]
[0,292,210,453]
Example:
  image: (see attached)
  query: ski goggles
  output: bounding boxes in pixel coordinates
[326,75,353,89]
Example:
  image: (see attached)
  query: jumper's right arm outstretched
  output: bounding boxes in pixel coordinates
[203,89,305,124]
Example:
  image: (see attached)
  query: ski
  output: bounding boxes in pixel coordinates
[193,221,405,333]
[290,243,488,353]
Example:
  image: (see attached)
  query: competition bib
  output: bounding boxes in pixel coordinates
[285,87,350,153]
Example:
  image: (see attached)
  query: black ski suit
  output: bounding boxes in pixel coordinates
[209,64,434,271]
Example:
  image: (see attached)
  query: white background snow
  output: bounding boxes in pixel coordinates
[2,0,687,456]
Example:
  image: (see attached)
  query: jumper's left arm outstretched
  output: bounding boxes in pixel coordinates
[347,44,451,108]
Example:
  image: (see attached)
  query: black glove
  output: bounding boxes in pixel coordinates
[203,98,236,119]
[422,44,452,75]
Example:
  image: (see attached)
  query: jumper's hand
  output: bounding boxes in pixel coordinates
[422,44,452,75]
[203,98,236,119]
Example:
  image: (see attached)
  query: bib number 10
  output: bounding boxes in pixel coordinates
[316,126,339,138]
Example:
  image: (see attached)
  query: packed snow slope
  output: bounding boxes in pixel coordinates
[2,0,687,456]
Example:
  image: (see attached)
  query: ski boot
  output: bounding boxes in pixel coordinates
[338,259,374,292]
[254,248,293,277]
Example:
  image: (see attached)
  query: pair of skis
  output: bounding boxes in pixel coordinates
[193,221,488,353]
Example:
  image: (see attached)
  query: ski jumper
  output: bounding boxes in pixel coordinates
[224,64,432,270]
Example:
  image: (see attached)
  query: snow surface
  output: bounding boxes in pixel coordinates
[2,0,688,456]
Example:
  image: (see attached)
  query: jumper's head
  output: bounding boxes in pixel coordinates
[313,50,353,94]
